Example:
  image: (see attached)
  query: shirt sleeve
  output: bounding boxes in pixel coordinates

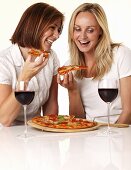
[0,59,12,85]
[117,46,131,78]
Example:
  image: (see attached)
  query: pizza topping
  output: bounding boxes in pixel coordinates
[28,48,50,58]
[58,65,88,75]
[31,114,97,129]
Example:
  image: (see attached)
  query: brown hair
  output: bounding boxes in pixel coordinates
[11,2,64,49]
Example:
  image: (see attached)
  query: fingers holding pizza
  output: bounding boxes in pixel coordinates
[28,48,50,67]
[57,65,88,91]
[19,49,50,81]
[57,71,78,91]
[28,48,50,64]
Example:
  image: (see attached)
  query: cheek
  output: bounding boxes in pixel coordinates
[73,34,81,46]
[41,38,45,45]
[41,34,46,42]
[73,31,79,40]
[91,33,100,41]
[42,30,51,39]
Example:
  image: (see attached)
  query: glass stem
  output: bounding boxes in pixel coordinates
[23,105,28,138]
[107,102,110,132]
[40,106,43,116]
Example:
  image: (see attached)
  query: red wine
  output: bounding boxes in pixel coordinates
[98,88,118,103]
[15,91,35,105]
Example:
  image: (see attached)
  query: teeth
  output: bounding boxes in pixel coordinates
[47,39,53,44]
[79,40,90,45]
[80,40,89,44]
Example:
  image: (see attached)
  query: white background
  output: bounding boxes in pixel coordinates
[0,0,131,114]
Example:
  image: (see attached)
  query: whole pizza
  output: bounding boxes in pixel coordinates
[31,114,97,129]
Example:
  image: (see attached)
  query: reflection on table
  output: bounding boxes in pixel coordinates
[0,124,131,170]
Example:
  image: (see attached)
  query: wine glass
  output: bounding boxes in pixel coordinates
[98,79,118,136]
[15,80,35,139]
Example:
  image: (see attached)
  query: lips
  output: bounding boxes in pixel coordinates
[78,40,90,48]
[79,40,90,45]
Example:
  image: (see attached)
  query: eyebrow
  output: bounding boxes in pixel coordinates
[74,25,96,28]
[52,23,61,27]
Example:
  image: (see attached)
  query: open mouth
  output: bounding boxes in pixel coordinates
[47,39,53,45]
[79,40,90,46]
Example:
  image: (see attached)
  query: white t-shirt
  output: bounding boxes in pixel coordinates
[66,45,131,123]
[0,44,60,121]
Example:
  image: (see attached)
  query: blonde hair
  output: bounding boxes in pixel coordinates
[68,3,120,79]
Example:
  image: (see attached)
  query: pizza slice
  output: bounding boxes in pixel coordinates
[28,48,50,58]
[38,114,74,125]
[58,65,88,75]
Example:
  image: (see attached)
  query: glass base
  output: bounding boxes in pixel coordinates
[96,127,122,137]
[0,123,3,130]
[17,132,35,141]
[103,163,119,170]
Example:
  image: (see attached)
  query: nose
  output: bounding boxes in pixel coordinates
[53,29,60,39]
[80,30,87,39]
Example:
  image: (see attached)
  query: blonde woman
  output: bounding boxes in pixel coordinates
[58,3,131,124]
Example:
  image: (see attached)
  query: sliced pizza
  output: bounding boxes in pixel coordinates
[28,48,50,58]
[58,65,88,75]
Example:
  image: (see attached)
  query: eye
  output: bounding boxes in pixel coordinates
[49,26,55,30]
[74,26,81,32]
[58,26,63,34]
[87,28,94,33]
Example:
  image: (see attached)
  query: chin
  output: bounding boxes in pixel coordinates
[42,47,50,52]
[78,48,90,53]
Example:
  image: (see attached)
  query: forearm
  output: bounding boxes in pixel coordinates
[43,75,58,115]
[42,99,58,115]
[0,92,21,126]
[116,111,131,124]
[117,76,131,124]
[68,89,85,118]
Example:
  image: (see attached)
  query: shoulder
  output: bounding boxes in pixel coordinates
[0,47,10,58]
[113,45,131,78]
[113,45,131,57]
[0,46,12,64]
[0,44,18,60]
[0,44,22,67]
[49,49,60,64]
[113,45,131,64]
[50,49,58,59]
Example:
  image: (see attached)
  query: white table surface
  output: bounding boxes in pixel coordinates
[0,124,131,170]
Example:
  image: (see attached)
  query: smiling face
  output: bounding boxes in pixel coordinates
[11,3,64,51]
[73,11,102,55]
[41,19,62,51]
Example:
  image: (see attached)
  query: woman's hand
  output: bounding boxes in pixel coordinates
[57,72,85,118]
[18,54,48,81]
[57,72,78,91]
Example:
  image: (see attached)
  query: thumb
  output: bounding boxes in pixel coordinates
[26,55,32,62]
